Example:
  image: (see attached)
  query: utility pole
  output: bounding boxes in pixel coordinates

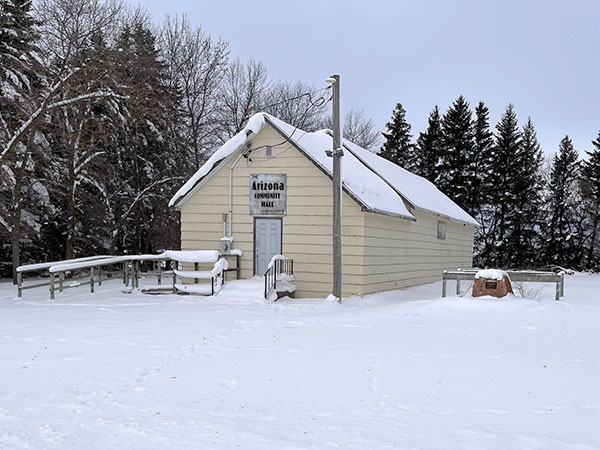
[326,74,343,301]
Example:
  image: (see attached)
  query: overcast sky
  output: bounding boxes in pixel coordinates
[130,0,599,157]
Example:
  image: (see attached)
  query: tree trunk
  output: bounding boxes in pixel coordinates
[64,107,87,260]
[10,132,35,284]
[588,213,599,267]
[65,144,76,260]
[11,158,25,284]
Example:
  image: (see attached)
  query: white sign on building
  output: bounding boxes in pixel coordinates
[249,174,287,216]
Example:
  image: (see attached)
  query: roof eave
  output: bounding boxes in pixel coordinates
[171,137,255,209]
[363,207,417,221]
[410,205,478,227]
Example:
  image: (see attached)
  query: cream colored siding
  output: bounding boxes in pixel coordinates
[180,124,365,298]
[361,210,474,294]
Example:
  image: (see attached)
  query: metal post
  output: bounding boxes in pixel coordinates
[59,272,64,293]
[158,261,162,285]
[50,273,55,300]
[172,260,177,294]
[329,74,342,302]
[194,262,199,284]
[442,273,447,298]
[17,272,22,298]
[456,279,461,296]
[90,267,95,294]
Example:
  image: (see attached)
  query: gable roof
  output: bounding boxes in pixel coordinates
[169,112,478,226]
[341,138,478,225]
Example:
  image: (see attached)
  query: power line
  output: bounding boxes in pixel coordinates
[247,87,333,156]
[258,85,332,112]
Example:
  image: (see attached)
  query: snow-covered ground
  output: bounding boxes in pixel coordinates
[1,274,599,449]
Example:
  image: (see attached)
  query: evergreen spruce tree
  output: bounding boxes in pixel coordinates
[437,95,474,213]
[471,102,496,266]
[581,131,600,267]
[378,103,415,170]
[0,0,49,281]
[471,102,494,211]
[486,104,522,266]
[414,106,443,182]
[110,22,181,254]
[509,117,544,266]
[0,0,42,135]
[545,136,580,266]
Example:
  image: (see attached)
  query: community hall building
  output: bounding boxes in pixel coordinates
[169,113,477,298]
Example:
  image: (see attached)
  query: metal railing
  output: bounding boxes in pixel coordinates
[442,269,565,300]
[264,257,294,299]
[16,255,116,298]
[16,251,226,300]
[172,258,227,296]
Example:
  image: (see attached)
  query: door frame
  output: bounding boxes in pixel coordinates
[253,217,283,276]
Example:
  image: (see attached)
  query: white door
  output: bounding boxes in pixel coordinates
[255,218,282,276]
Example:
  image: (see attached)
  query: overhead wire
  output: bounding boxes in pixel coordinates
[257,85,332,112]
[245,85,333,161]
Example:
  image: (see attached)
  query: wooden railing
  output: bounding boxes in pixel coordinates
[264,256,294,299]
[442,269,565,300]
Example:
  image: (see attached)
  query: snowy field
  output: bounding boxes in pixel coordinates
[1,274,599,450]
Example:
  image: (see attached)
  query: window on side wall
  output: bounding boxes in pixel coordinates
[437,221,446,240]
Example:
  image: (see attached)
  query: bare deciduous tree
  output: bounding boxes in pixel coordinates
[159,14,229,168]
[218,58,269,140]
[35,0,123,64]
[321,108,381,151]
[341,108,381,151]
[32,0,127,259]
[263,81,329,131]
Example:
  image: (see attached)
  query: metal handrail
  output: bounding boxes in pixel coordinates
[442,269,565,300]
[264,257,294,299]
[172,258,227,296]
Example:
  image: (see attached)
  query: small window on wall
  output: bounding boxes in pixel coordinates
[437,221,446,240]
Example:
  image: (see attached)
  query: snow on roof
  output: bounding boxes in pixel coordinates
[169,112,477,226]
[265,115,414,219]
[341,139,479,226]
[169,114,265,208]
